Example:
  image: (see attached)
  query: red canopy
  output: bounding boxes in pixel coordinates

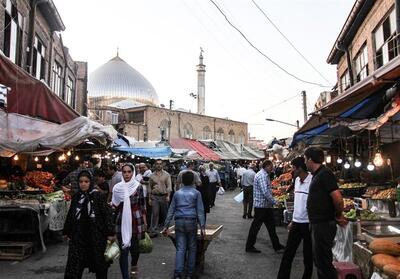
[170,138,221,161]
[0,53,79,124]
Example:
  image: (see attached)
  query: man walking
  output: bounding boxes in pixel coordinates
[304,147,347,279]
[162,171,205,279]
[176,162,201,191]
[136,163,152,226]
[245,160,284,253]
[241,164,256,219]
[206,163,222,207]
[149,159,172,236]
[277,157,313,279]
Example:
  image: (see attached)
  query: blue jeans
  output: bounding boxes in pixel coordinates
[174,219,198,277]
[117,234,140,279]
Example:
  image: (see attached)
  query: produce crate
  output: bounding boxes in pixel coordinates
[0,242,33,261]
[341,187,367,198]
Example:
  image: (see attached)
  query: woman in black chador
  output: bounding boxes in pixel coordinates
[63,170,115,279]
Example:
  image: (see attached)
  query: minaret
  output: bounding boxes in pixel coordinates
[197,48,206,115]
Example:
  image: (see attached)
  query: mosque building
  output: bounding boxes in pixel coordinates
[87,50,248,144]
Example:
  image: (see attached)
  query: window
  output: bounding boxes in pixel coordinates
[127,111,144,123]
[340,70,351,93]
[52,62,62,97]
[65,77,74,108]
[183,123,193,139]
[159,119,170,141]
[354,45,368,82]
[3,0,23,65]
[202,126,212,140]
[374,10,398,68]
[238,132,246,144]
[32,36,46,81]
[111,113,118,124]
[216,128,224,140]
[228,130,235,143]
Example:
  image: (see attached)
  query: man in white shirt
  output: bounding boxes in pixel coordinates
[277,157,313,279]
[241,164,256,219]
[206,163,222,207]
[176,162,201,191]
[135,163,152,225]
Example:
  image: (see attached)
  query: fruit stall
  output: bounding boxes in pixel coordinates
[0,167,70,255]
[271,171,293,226]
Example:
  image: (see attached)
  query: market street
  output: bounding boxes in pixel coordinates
[1,190,316,279]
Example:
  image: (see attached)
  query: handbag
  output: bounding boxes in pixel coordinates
[139,232,153,254]
[104,240,120,262]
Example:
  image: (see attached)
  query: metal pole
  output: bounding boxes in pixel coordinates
[302,91,308,123]
[296,120,300,129]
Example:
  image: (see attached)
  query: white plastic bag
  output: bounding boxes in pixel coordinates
[233,191,243,203]
[332,223,353,262]
[217,186,225,195]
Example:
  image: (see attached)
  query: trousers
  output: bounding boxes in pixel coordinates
[277,222,313,279]
[117,234,140,279]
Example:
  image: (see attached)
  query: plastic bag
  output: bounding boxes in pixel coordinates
[104,240,120,262]
[139,232,153,254]
[217,186,225,195]
[332,223,353,262]
[233,191,243,203]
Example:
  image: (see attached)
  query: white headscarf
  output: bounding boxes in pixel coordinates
[112,165,140,249]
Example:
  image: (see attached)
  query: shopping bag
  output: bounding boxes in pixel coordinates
[332,223,353,262]
[217,186,225,195]
[104,240,120,262]
[139,232,153,254]
[233,191,243,203]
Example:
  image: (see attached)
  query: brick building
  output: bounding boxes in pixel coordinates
[328,0,399,94]
[88,52,248,144]
[0,0,87,115]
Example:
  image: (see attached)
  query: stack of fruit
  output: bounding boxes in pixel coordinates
[372,188,397,200]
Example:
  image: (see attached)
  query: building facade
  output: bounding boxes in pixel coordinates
[0,0,88,115]
[114,106,248,144]
[328,0,398,94]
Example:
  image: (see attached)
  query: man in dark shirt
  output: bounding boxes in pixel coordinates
[304,147,347,279]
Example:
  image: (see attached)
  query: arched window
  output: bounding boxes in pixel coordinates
[183,123,194,139]
[228,129,235,143]
[238,131,246,144]
[159,119,170,141]
[216,128,224,140]
[202,126,212,140]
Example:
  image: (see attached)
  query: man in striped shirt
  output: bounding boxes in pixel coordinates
[245,160,284,253]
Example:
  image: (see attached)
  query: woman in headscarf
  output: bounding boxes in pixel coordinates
[112,163,147,279]
[63,170,115,279]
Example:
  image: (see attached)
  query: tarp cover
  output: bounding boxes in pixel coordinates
[0,52,79,123]
[0,111,117,157]
[169,138,220,161]
[113,146,172,159]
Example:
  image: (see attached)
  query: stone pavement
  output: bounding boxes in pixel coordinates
[1,190,317,278]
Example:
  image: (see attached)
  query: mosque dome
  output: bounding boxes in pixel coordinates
[88,55,159,106]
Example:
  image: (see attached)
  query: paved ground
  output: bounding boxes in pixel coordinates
[1,190,317,278]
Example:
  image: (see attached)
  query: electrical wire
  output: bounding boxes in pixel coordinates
[245,93,300,118]
[208,0,331,88]
[250,0,332,86]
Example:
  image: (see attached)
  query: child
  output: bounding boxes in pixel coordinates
[162,171,206,279]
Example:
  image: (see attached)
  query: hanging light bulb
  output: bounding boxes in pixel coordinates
[34,157,39,162]
[58,154,66,161]
[75,155,80,161]
[131,154,135,159]
[344,161,351,169]
[326,155,332,164]
[387,158,392,166]
[337,157,343,164]
[67,150,72,156]
[354,159,362,168]
[373,152,384,167]
[367,162,375,171]
[13,155,19,161]
[45,157,49,162]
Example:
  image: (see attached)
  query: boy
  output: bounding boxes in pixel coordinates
[162,171,206,279]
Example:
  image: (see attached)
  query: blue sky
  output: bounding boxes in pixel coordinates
[53,0,354,141]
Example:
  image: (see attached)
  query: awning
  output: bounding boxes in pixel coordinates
[0,110,117,157]
[0,52,79,124]
[169,138,221,161]
[298,56,400,134]
[215,140,263,160]
[113,146,172,159]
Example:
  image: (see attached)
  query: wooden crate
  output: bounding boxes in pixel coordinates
[0,242,33,261]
